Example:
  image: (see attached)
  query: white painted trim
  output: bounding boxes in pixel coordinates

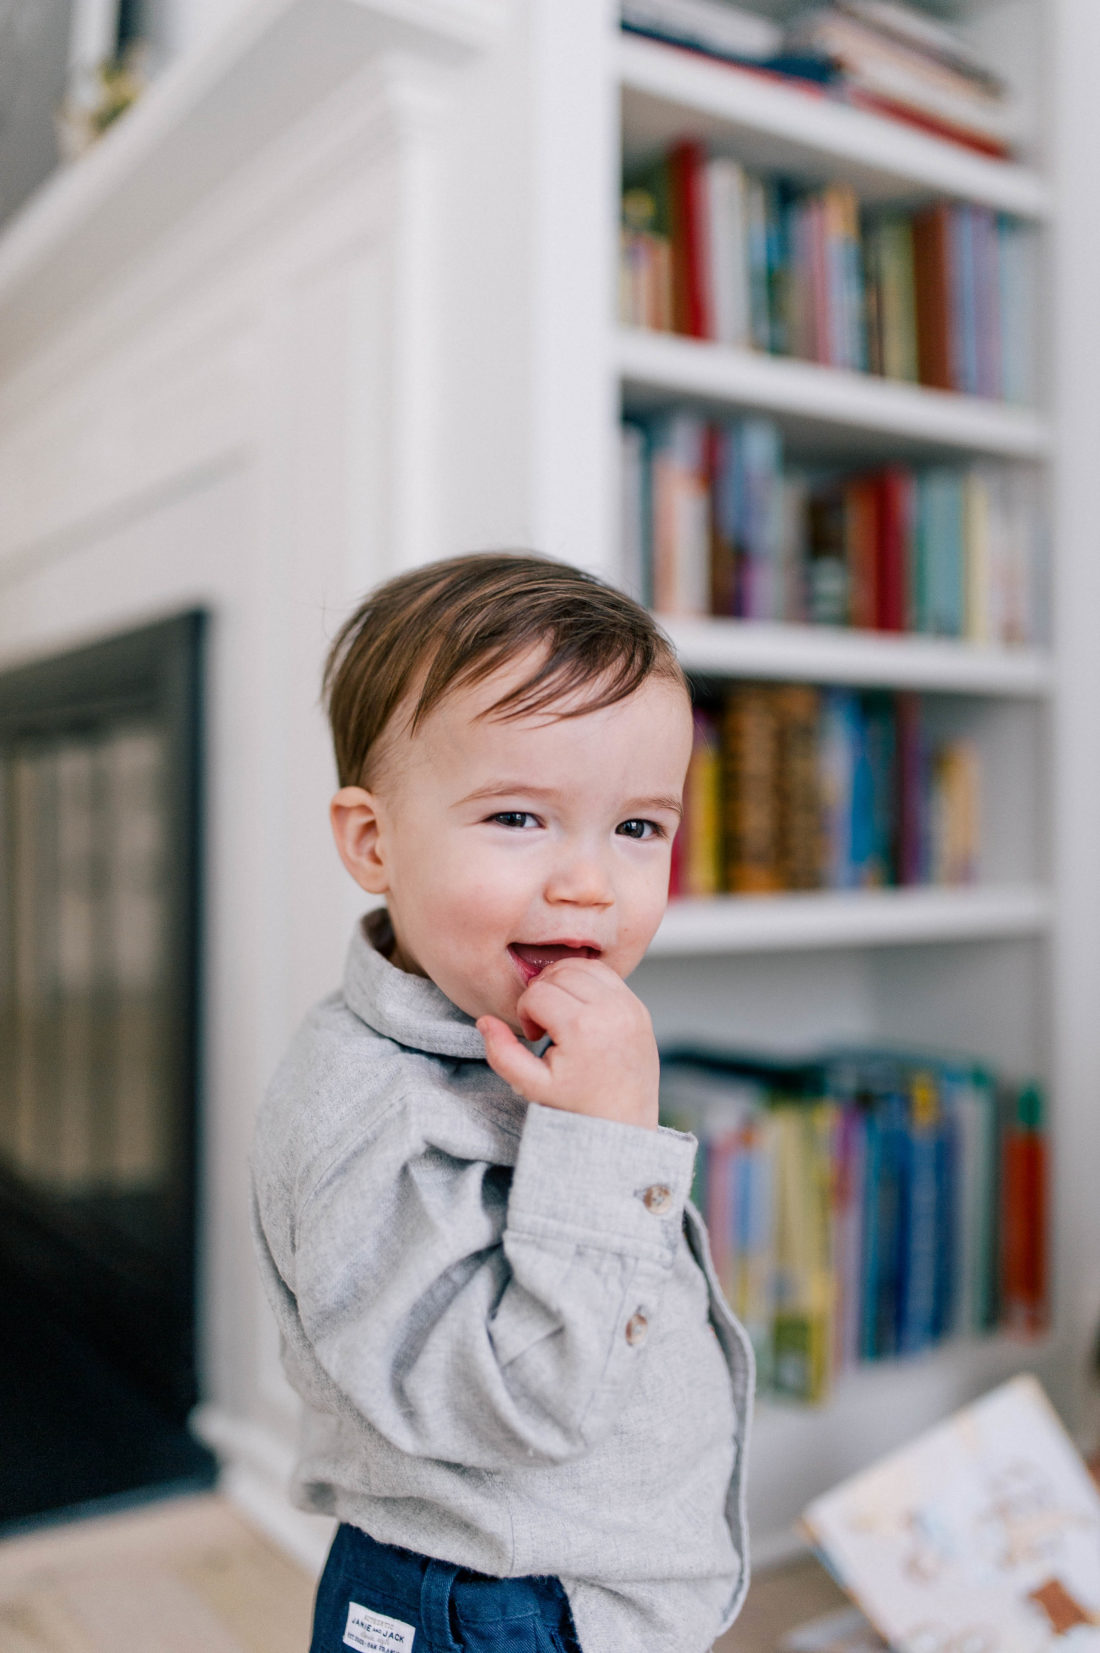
[191,1405,335,1573]
[0,0,503,368]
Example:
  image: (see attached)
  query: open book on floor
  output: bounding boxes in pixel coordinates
[797,1374,1100,1652]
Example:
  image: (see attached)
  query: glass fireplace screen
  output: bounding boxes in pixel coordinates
[0,613,204,1419]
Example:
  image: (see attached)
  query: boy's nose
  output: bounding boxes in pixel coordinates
[545,846,613,908]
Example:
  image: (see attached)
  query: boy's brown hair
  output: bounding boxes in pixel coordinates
[323,551,687,788]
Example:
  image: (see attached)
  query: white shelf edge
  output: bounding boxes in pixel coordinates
[651,885,1051,954]
[618,329,1051,459]
[660,617,1052,696]
[618,32,1050,220]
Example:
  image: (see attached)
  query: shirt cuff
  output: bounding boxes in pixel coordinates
[507,1102,697,1265]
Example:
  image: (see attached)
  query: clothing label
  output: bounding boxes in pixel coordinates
[343,1601,416,1652]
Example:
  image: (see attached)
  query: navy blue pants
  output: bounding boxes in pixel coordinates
[310,1524,584,1653]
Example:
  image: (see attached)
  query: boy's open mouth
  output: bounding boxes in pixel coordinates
[509,942,600,984]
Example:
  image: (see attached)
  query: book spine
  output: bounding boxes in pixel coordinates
[668,140,711,338]
[619,421,649,605]
[898,1068,940,1354]
[845,476,879,631]
[1000,1083,1049,1335]
[722,684,783,893]
[776,684,823,889]
[680,707,724,898]
[913,203,954,391]
[876,466,910,632]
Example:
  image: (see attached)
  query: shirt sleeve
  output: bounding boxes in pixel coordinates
[291,1099,697,1471]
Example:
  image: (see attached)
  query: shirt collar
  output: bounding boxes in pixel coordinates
[343,908,490,1060]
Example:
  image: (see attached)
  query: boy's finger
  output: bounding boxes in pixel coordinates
[525,956,623,1005]
[476,1016,551,1102]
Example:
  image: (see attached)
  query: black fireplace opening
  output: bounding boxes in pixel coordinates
[0,612,217,1531]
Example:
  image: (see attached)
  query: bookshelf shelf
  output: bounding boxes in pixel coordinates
[618,32,1050,219]
[661,616,1052,695]
[652,884,1051,954]
[618,329,1051,460]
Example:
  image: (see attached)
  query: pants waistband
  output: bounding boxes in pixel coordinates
[330,1523,567,1632]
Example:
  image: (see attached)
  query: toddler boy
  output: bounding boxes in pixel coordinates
[251,553,753,1653]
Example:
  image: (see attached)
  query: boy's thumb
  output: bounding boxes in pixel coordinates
[477,1015,549,1102]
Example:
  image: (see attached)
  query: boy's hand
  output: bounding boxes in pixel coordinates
[477,959,659,1131]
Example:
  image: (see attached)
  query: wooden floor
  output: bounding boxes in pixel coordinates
[0,1495,315,1653]
[0,1493,846,1652]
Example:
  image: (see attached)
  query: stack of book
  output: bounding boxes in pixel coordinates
[671,688,979,898]
[660,1048,1048,1403]
[619,0,1021,161]
[620,144,1036,400]
[621,413,1041,643]
[784,2,1020,160]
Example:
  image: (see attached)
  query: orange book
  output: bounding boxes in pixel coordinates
[776,684,823,890]
[722,685,782,893]
[845,477,880,631]
[1001,1084,1049,1336]
[912,202,954,391]
[678,708,723,898]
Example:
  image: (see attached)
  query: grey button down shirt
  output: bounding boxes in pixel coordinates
[251,913,753,1652]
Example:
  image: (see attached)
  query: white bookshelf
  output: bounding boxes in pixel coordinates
[582,0,1072,1549]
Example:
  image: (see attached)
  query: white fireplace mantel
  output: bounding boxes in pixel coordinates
[0,0,502,372]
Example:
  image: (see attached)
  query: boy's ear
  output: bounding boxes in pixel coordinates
[330,786,390,894]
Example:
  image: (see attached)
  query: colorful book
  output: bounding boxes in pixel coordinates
[801,1376,1100,1647]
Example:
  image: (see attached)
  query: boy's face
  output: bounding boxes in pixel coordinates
[331,654,693,1035]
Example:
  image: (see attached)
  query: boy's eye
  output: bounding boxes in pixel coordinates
[489,811,539,829]
[617,817,662,840]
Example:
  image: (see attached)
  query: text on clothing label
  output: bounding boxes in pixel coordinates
[343,1601,416,1652]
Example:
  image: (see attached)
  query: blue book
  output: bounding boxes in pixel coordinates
[898,1068,940,1355]
[923,468,965,637]
[860,1083,908,1360]
[951,205,980,396]
[848,697,876,887]
[998,216,1036,406]
[769,180,794,356]
[739,417,783,620]
[820,689,860,889]
[931,1081,959,1342]
[862,696,898,887]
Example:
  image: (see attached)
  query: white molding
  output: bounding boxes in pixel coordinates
[0,49,446,418]
[191,1405,334,1573]
[619,31,1050,219]
[618,329,1051,460]
[0,0,503,372]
